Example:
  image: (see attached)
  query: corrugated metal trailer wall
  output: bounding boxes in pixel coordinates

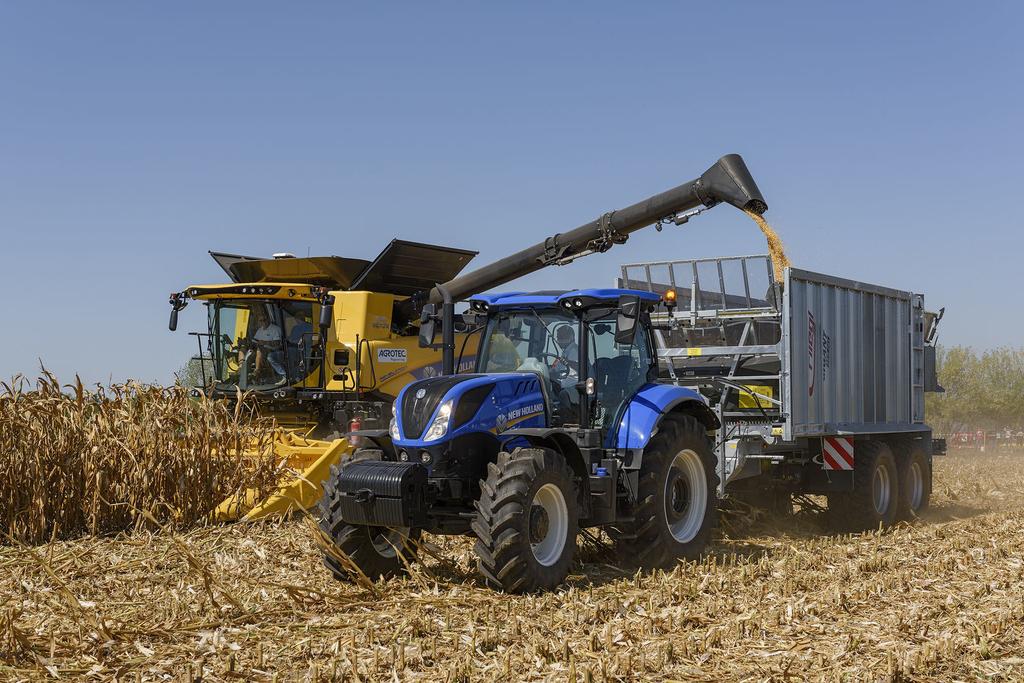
[782,268,925,439]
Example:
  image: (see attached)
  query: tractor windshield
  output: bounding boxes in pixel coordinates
[206,299,318,391]
[479,309,576,379]
[479,308,579,421]
[478,306,653,429]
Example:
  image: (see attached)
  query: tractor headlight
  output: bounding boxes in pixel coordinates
[389,417,400,440]
[422,400,453,442]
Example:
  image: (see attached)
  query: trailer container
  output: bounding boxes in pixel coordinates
[620,254,943,526]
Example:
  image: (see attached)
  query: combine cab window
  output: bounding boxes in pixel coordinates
[207,300,318,391]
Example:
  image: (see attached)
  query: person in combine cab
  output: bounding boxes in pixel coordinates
[243,307,286,382]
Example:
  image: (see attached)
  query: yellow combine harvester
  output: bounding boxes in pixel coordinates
[168,240,479,520]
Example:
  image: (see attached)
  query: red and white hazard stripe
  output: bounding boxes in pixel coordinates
[822,436,855,470]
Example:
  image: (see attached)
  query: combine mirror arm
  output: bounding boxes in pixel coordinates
[168,292,189,331]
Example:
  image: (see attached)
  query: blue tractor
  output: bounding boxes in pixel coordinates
[318,154,768,591]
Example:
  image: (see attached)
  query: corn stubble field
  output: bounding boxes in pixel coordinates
[0,448,1021,682]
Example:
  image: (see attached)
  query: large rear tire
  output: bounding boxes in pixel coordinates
[472,448,578,593]
[896,444,931,521]
[610,415,719,569]
[318,450,420,581]
[827,440,898,532]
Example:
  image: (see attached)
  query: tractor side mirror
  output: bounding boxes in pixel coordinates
[419,303,437,348]
[168,307,179,332]
[615,295,640,345]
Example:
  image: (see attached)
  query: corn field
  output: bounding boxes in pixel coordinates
[0,372,280,544]
[1,450,1022,681]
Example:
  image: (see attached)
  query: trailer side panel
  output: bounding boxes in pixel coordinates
[784,268,923,438]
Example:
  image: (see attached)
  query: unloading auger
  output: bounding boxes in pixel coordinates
[414,153,767,375]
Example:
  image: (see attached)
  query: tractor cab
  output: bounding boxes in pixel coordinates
[470,290,660,433]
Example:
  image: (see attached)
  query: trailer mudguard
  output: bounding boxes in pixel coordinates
[611,383,718,450]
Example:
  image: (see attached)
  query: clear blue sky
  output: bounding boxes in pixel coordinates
[1,2,1021,385]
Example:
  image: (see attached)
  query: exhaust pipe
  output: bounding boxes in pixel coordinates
[428,153,767,304]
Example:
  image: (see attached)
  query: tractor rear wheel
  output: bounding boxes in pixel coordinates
[896,444,931,521]
[610,414,719,569]
[318,451,420,581]
[472,448,578,593]
[827,441,898,532]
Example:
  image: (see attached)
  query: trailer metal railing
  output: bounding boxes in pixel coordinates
[619,254,785,491]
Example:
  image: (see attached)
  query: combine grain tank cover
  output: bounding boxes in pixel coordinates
[350,239,478,296]
[209,251,266,282]
[229,256,372,288]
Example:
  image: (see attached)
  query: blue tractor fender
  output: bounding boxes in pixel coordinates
[610,383,719,451]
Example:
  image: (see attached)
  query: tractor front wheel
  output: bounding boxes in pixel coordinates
[472,448,578,593]
[318,455,420,581]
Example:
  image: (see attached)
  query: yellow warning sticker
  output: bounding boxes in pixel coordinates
[686,347,703,356]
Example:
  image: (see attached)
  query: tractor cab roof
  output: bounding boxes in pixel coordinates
[472,288,660,309]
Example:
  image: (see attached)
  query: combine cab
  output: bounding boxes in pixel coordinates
[169,240,479,520]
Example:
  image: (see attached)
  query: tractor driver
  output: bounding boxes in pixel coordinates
[550,325,579,390]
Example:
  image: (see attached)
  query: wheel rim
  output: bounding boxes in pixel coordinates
[908,461,924,511]
[371,527,410,558]
[664,449,709,543]
[530,483,568,566]
[872,464,891,515]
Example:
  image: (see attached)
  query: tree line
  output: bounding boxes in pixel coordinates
[926,346,1024,435]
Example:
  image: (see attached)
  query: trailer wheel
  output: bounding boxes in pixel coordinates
[472,448,578,593]
[896,444,931,521]
[317,451,420,581]
[610,415,718,569]
[827,441,898,531]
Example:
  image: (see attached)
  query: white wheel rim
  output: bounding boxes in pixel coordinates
[371,527,410,558]
[908,462,924,510]
[872,465,891,515]
[530,483,568,566]
[664,449,709,543]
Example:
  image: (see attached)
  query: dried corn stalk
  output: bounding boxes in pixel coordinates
[0,372,280,544]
